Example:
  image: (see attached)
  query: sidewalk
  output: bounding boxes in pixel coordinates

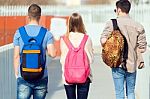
[0,44,149,99]
[46,54,115,99]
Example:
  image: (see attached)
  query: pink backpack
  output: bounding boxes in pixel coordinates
[62,35,90,84]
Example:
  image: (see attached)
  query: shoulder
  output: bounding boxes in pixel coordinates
[14,29,20,38]
[41,27,52,36]
[45,30,53,40]
[60,35,66,43]
[44,29,54,44]
[86,35,91,40]
[13,29,21,46]
[38,27,53,38]
[46,30,53,35]
[132,21,144,32]
[85,35,92,45]
[105,20,113,26]
[135,21,144,28]
[103,20,113,30]
[128,18,143,27]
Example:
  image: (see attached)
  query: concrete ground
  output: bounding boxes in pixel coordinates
[46,54,115,99]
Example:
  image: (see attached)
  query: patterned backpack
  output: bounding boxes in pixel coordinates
[102,19,125,68]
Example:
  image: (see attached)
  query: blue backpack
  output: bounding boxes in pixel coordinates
[19,26,47,81]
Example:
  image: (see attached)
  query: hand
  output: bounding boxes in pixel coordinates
[15,71,18,79]
[138,62,144,69]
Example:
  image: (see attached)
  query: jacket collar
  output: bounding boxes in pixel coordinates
[117,14,130,19]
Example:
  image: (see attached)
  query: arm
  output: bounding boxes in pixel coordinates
[47,44,56,58]
[137,48,144,69]
[136,24,147,69]
[13,46,20,78]
[85,37,94,64]
[60,38,66,64]
[100,20,113,46]
[13,30,20,78]
[137,25,147,53]
[46,31,56,58]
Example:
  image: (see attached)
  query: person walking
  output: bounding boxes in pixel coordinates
[100,0,147,99]
[60,13,94,99]
[13,4,56,99]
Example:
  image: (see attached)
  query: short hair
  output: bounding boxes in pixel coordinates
[28,4,41,21]
[69,13,86,34]
[116,0,131,13]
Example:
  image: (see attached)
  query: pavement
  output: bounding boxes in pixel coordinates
[0,45,115,99]
[46,54,115,99]
[0,44,149,99]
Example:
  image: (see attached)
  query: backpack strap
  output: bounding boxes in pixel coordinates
[111,19,120,30]
[19,26,47,45]
[62,36,72,49]
[19,26,30,44]
[79,35,89,48]
[35,27,47,45]
[62,35,88,49]
[111,19,128,67]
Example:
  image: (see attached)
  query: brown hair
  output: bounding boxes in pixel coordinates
[116,0,131,14]
[66,13,86,37]
[28,4,41,21]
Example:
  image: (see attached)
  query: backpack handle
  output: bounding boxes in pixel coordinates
[28,38,37,43]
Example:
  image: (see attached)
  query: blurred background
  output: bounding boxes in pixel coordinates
[0,0,149,5]
[0,0,150,46]
[0,0,150,99]
[0,0,112,5]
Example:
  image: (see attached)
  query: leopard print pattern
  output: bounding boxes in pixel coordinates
[102,30,124,68]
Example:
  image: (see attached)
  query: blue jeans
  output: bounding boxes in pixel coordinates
[112,68,136,99]
[64,78,90,99]
[17,77,48,99]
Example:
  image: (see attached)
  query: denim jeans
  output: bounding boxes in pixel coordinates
[112,68,136,99]
[64,78,90,99]
[17,77,48,99]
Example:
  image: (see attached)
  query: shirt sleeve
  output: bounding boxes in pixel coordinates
[13,30,20,46]
[137,24,147,53]
[46,31,54,45]
[85,37,94,64]
[100,20,113,44]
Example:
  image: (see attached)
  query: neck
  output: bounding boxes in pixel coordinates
[28,20,39,25]
[118,12,128,17]
[74,27,78,32]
